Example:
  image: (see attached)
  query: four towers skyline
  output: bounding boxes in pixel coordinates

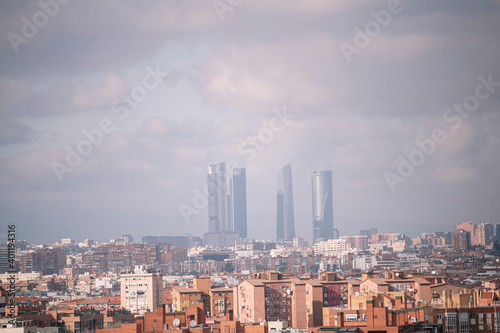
[207,162,334,241]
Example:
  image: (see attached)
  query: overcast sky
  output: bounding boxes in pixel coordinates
[1,0,499,244]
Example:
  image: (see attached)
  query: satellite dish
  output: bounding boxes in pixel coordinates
[173,319,181,327]
[190,320,197,328]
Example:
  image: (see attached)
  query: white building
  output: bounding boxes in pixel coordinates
[313,238,351,257]
[120,272,163,313]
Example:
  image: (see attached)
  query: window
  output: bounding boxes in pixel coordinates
[445,313,457,333]
[459,313,469,333]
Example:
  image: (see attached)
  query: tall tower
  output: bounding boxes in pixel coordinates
[277,163,295,241]
[208,162,227,233]
[231,168,247,238]
[311,170,334,241]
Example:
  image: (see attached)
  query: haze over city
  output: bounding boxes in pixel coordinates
[1,0,500,244]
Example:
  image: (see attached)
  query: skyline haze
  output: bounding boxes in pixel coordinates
[0,1,499,243]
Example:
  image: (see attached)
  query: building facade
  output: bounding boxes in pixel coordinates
[452,229,471,252]
[120,272,163,313]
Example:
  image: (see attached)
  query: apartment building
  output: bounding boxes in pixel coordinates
[305,272,361,327]
[172,286,204,313]
[233,271,307,329]
[120,272,163,313]
[209,287,233,318]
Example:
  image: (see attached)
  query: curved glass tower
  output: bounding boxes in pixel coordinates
[311,170,334,241]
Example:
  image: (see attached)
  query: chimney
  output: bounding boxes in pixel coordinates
[366,300,374,327]
[337,312,345,327]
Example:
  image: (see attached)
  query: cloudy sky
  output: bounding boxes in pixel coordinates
[1,0,499,244]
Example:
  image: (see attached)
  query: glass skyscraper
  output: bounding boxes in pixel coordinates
[277,163,295,241]
[231,168,247,238]
[208,163,247,239]
[312,170,334,241]
[208,162,227,233]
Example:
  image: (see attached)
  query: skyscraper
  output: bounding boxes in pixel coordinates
[231,168,247,238]
[311,170,334,241]
[277,163,295,241]
[208,162,227,233]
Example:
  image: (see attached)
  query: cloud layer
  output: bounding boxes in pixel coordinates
[1,0,499,243]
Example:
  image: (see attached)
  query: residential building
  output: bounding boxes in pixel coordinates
[233,271,307,329]
[452,229,471,252]
[209,287,233,318]
[120,272,163,313]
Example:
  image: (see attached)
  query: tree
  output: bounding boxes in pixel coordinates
[188,270,199,277]
[223,262,234,273]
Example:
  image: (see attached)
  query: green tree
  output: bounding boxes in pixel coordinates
[223,262,234,273]
[188,270,199,277]
[310,264,320,273]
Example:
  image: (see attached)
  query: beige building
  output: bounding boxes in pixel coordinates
[233,271,307,329]
[304,272,360,327]
[359,270,431,304]
[172,286,204,312]
[120,272,163,313]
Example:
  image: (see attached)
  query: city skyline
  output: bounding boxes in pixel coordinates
[1,1,499,244]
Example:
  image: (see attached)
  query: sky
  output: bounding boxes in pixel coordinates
[0,0,499,244]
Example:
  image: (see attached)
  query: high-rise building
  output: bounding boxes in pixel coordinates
[230,168,247,238]
[452,229,471,252]
[456,221,477,245]
[18,248,66,275]
[208,162,227,233]
[276,163,295,241]
[311,170,334,241]
[495,223,500,243]
[0,245,8,274]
